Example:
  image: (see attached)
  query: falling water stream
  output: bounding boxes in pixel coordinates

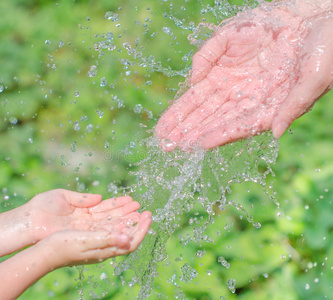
[115,133,279,298]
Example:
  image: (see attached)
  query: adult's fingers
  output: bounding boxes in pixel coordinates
[156,79,213,140]
[190,28,228,85]
[164,89,229,150]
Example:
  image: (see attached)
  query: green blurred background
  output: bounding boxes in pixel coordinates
[0,0,332,299]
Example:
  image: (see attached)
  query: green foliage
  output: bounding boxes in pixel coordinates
[0,0,332,299]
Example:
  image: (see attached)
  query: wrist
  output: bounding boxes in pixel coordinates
[0,204,35,256]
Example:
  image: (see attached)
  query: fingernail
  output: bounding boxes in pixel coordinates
[272,121,289,139]
[160,139,176,152]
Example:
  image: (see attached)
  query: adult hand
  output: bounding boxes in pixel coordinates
[28,189,145,242]
[156,3,333,150]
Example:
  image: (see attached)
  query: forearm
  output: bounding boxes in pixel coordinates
[0,203,35,256]
[0,244,53,300]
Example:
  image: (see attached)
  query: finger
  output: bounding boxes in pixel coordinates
[198,107,273,149]
[96,212,142,231]
[164,89,229,150]
[156,79,213,140]
[178,96,256,149]
[190,28,228,85]
[62,190,102,208]
[272,18,333,138]
[125,211,152,252]
[66,231,130,251]
[272,60,333,139]
[99,201,141,218]
[74,231,131,262]
[95,211,152,257]
[89,196,133,213]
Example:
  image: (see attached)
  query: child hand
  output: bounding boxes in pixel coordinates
[28,189,145,243]
[0,210,151,300]
[39,211,152,269]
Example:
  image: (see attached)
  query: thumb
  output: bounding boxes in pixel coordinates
[272,61,332,139]
[272,17,333,138]
[81,231,130,250]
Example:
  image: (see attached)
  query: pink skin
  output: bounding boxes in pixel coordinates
[156,1,333,151]
[0,189,148,256]
[29,189,143,241]
[0,189,152,299]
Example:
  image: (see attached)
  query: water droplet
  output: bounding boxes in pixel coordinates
[88,65,97,77]
[253,222,261,229]
[162,27,173,35]
[9,117,18,125]
[0,85,4,93]
[288,128,294,134]
[227,279,236,293]
[58,40,64,48]
[86,124,94,132]
[105,11,119,22]
[73,121,81,131]
[104,141,110,149]
[180,263,198,283]
[218,256,230,269]
[133,104,143,114]
[305,283,310,290]
[74,91,80,97]
[100,77,108,87]
[129,141,136,148]
[108,183,118,194]
[196,250,206,258]
[96,109,104,118]
[71,141,77,152]
[45,40,51,44]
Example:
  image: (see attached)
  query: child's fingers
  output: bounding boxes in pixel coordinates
[61,189,102,208]
[93,201,141,218]
[121,211,152,251]
[92,212,142,231]
[88,196,133,213]
[73,231,130,251]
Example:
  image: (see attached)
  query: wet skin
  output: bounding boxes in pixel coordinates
[156,2,333,150]
[0,189,152,299]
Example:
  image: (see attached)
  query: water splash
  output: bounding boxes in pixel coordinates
[115,131,279,298]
